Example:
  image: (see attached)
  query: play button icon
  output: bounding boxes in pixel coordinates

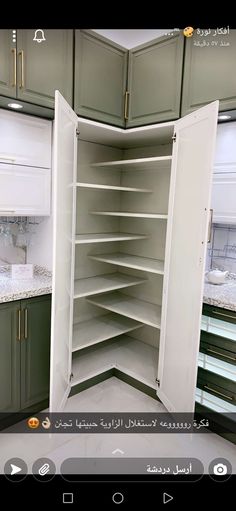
[4,458,28,481]
[163,493,174,504]
[10,464,22,475]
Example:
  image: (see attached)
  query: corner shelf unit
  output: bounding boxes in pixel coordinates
[51,95,219,414]
[72,146,173,391]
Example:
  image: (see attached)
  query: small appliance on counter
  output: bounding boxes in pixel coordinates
[206,269,229,285]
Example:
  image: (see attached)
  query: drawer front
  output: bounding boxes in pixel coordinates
[200,331,236,365]
[197,366,236,404]
[0,163,51,216]
[202,304,236,325]
[0,109,51,168]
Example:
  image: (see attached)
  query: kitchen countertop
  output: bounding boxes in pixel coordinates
[1,263,236,312]
[203,275,236,312]
[0,265,52,304]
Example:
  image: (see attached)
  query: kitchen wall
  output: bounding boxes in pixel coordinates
[207,223,236,274]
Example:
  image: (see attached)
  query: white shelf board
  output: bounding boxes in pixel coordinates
[72,313,143,351]
[77,116,175,148]
[87,292,161,329]
[91,156,172,171]
[90,211,168,219]
[75,233,149,244]
[74,273,146,298]
[89,253,164,275]
[71,335,158,389]
[77,182,151,193]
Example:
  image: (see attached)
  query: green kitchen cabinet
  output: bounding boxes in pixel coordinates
[181,30,236,116]
[0,301,20,412]
[125,33,184,127]
[0,295,51,414]
[74,30,128,127]
[20,295,51,409]
[0,29,73,108]
[0,30,16,98]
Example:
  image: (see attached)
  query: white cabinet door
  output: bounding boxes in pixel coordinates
[157,101,219,412]
[50,91,78,411]
[0,109,51,168]
[0,163,50,216]
[212,173,236,224]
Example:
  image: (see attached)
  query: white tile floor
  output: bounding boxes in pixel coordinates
[0,377,236,474]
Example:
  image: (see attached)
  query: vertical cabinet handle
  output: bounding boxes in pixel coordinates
[16,309,21,341]
[124,91,130,120]
[24,308,28,340]
[18,50,24,89]
[207,208,213,243]
[11,48,16,87]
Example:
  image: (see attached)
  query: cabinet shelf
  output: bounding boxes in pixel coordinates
[74,273,146,298]
[71,335,158,389]
[90,211,168,219]
[75,233,149,244]
[91,156,172,171]
[72,313,143,351]
[89,253,165,275]
[77,182,152,193]
[87,292,161,329]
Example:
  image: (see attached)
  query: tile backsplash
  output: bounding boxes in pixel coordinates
[207,224,236,274]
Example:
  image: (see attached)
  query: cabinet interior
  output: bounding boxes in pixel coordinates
[71,125,174,390]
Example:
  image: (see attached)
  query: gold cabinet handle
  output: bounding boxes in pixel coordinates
[207,208,213,243]
[16,309,21,341]
[124,91,130,120]
[24,308,28,340]
[11,48,16,87]
[206,347,236,362]
[212,309,236,321]
[18,50,24,88]
[203,384,233,401]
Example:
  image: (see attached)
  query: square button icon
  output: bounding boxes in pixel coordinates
[63,493,73,504]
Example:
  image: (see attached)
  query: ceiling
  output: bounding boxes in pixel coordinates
[92,29,172,49]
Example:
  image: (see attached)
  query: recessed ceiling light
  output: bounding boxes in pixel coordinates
[7,103,23,109]
[218,114,231,120]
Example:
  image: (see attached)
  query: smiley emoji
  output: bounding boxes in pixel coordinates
[183,27,194,37]
[27,417,40,429]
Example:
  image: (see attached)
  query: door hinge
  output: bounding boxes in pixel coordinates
[70,372,74,382]
[172,132,177,142]
[76,128,80,138]
[156,378,160,387]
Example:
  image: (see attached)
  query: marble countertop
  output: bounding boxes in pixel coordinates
[0,265,52,304]
[203,275,236,312]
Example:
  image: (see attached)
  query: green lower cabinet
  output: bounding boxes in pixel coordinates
[20,296,51,409]
[0,295,51,414]
[0,301,20,412]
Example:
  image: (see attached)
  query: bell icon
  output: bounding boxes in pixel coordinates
[33,29,46,43]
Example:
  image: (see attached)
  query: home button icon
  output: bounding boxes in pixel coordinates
[112,492,124,504]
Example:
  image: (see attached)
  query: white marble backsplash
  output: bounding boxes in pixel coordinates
[0,245,26,266]
[207,223,236,275]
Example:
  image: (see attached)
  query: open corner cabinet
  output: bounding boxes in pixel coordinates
[50,90,219,413]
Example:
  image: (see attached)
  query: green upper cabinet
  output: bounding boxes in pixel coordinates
[0,301,20,413]
[126,34,184,127]
[0,29,73,108]
[20,295,51,410]
[181,30,236,115]
[16,30,73,108]
[0,30,16,98]
[74,30,128,127]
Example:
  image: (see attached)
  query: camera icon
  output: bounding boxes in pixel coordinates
[213,463,227,476]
